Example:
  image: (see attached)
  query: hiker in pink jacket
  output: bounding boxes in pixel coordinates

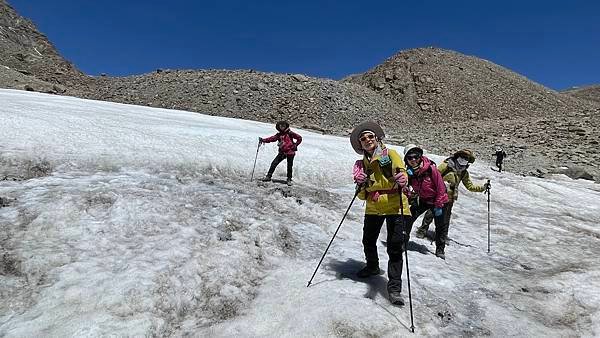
[402,144,450,259]
[259,121,302,185]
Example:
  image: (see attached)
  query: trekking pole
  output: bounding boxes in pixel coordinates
[397,169,415,333]
[486,179,491,253]
[307,185,362,287]
[250,139,261,182]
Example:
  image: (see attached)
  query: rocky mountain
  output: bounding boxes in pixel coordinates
[344,48,600,180]
[343,48,594,122]
[71,70,413,135]
[0,0,598,181]
[0,0,86,91]
[562,85,600,105]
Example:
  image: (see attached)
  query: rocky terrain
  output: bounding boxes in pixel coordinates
[344,48,600,180]
[563,85,600,105]
[71,70,413,135]
[1,0,599,181]
[0,0,86,90]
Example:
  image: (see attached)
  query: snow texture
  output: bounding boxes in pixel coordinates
[1,89,599,337]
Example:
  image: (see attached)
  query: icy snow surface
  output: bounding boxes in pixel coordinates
[1,89,599,337]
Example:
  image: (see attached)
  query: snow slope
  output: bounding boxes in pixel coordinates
[1,89,599,337]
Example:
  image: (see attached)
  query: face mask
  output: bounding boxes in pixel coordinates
[457,157,469,166]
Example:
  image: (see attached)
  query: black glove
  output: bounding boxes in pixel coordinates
[484,182,491,190]
[258,137,263,145]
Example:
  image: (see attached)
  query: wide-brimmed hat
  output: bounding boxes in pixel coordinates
[350,121,385,154]
[453,149,475,163]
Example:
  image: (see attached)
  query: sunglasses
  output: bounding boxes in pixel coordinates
[405,154,421,161]
[359,134,376,142]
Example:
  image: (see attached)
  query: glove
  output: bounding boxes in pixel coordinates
[258,137,264,145]
[484,182,491,190]
[433,207,443,217]
[352,161,367,185]
[353,170,367,185]
[292,144,298,151]
[393,171,407,188]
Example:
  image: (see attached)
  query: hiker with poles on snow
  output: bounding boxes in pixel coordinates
[415,149,490,249]
[258,120,302,186]
[402,144,450,259]
[350,121,412,306]
[492,146,507,172]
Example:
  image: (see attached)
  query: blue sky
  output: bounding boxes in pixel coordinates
[9,0,600,90]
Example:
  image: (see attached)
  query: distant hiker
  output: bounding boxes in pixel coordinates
[416,149,490,246]
[402,144,450,259]
[493,147,507,172]
[259,121,302,186]
[350,121,411,305]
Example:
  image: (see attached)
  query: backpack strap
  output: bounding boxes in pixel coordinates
[440,166,452,178]
[438,158,453,178]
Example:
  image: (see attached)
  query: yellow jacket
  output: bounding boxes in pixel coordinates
[437,160,485,201]
[356,147,411,216]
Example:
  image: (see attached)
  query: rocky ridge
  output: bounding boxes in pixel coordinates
[0,0,86,90]
[0,0,599,181]
[344,48,600,180]
[71,70,413,135]
[562,85,600,105]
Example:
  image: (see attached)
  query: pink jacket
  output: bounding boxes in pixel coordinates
[262,129,302,155]
[407,156,449,208]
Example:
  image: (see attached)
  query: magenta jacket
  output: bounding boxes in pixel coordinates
[407,156,449,208]
[262,129,302,155]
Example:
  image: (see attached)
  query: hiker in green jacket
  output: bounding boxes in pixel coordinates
[415,149,490,240]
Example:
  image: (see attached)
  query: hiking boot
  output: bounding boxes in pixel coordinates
[388,291,405,306]
[261,175,272,182]
[286,178,293,186]
[435,247,445,260]
[356,265,381,278]
[415,226,428,239]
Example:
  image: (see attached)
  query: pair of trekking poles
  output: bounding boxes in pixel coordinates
[306,176,492,333]
[306,172,416,332]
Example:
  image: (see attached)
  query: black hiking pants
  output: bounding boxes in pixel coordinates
[496,159,503,172]
[420,200,454,239]
[409,202,449,251]
[362,214,412,293]
[267,153,295,179]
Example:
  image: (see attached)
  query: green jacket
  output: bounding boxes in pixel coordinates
[437,159,485,201]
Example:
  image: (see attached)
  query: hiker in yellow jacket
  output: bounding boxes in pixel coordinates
[416,149,490,241]
[350,121,411,306]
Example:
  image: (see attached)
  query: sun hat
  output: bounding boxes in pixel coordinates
[453,149,476,163]
[350,121,385,155]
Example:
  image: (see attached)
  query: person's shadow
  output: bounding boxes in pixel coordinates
[323,258,414,331]
[324,258,388,300]
[381,240,432,255]
[324,240,431,300]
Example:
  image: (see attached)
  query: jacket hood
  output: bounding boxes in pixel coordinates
[409,156,434,176]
